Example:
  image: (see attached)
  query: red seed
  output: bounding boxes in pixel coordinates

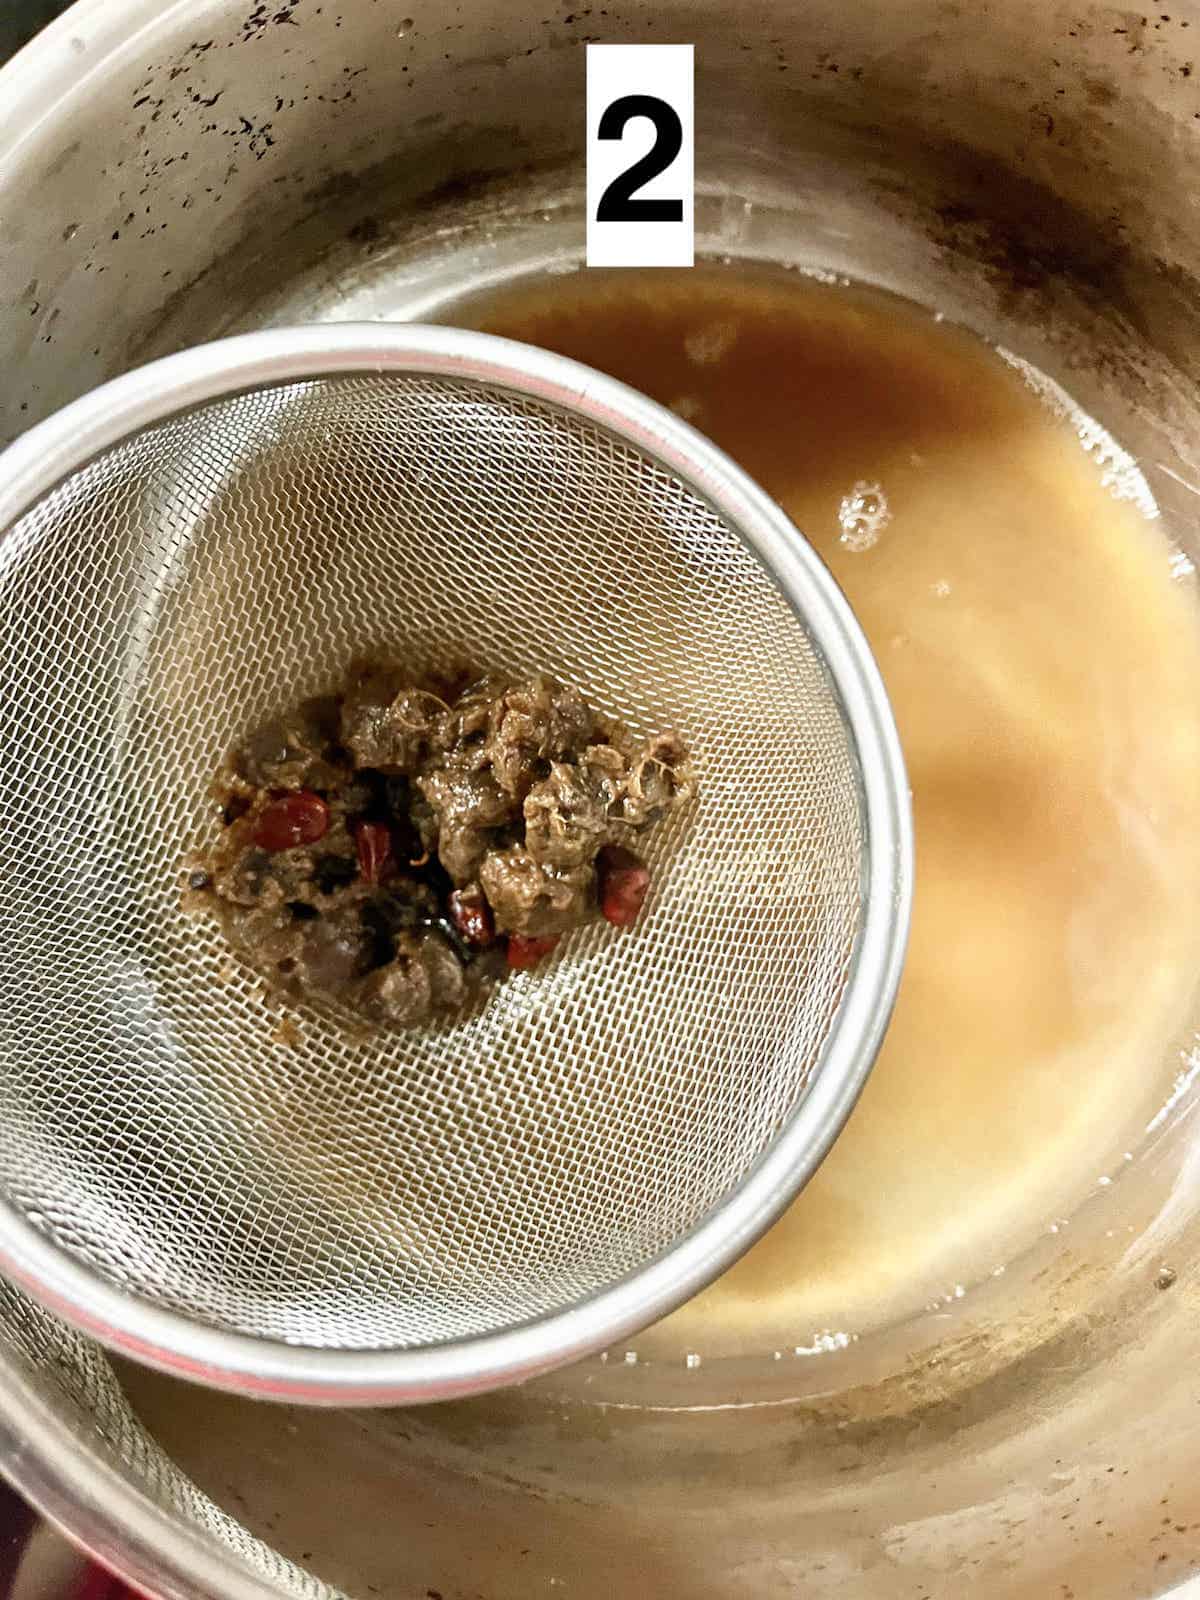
[506,933,561,971]
[449,888,495,948]
[253,791,330,852]
[597,844,650,928]
[355,820,393,885]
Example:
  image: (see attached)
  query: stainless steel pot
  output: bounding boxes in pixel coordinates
[4,0,1200,1596]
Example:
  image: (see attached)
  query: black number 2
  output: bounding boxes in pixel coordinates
[596,94,684,222]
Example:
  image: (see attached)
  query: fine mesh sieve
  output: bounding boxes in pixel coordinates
[0,325,910,1404]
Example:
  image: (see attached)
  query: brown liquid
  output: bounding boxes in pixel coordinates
[452,268,1200,1347]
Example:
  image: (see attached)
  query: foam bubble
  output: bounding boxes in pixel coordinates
[838,480,891,552]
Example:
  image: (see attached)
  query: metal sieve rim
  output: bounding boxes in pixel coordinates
[0,324,912,1405]
[0,1360,291,1600]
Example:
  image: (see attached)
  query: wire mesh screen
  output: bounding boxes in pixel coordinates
[0,372,863,1352]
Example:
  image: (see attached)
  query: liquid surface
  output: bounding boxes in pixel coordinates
[454,268,1200,1348]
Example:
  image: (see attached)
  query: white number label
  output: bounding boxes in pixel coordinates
[586,44,694,268]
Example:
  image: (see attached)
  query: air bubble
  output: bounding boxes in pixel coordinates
[838,480,891,552]
[396,16,415,36]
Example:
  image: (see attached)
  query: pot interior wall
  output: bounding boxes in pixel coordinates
[3,0,1200,1596]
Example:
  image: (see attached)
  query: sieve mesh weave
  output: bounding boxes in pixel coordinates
[0,372,862,1351]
